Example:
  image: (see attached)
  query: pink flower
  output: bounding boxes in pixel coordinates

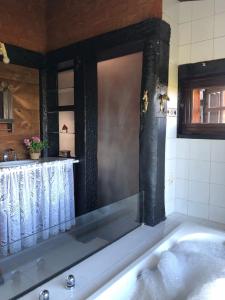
[32,136,40,143]
[24,138,31,146]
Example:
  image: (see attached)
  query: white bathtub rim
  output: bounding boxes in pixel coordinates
[87,222,225,299]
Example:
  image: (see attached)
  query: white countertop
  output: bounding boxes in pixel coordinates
[0,157,79,169]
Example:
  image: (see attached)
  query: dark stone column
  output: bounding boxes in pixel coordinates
[39,68,48,158]
[140,37,170,226]
[46,67,59,157]
[75,54,98,216]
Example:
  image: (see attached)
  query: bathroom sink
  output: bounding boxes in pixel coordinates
[0,160,37,168]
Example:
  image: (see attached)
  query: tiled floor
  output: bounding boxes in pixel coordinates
[21,213,225,300]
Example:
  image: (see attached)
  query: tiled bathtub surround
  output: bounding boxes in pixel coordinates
[175,139,225,224]
[176,0,225,223]
[178,0,225,65]
[163,0,178,215]
[162,0,225,224]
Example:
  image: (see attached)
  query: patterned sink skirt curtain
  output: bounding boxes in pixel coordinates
[0,159,75,256]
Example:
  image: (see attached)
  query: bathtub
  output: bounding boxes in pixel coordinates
[88,222,225,300]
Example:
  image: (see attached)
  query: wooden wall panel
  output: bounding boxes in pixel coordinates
[0,0,162,53]
[0,63,40,160]
[0,0,46,53]
[46,0,162,51]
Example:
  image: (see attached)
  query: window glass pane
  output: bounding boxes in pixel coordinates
[222,91,225,106]
[58,70,74,106]
[192,87,225,124]
[59,111,75,157]
[58,88,74,106]
[58,70,73,89]
[208,92,220,108]
[208,111,219,123]
[222,110,225,123]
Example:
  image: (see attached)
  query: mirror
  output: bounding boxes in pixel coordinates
[0,81,13,121]
[0,62,40,159]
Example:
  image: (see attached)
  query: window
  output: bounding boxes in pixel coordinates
[58,70,74,106]
[178,62,225,139]
[47,68,76,157]
[192,87,225,124]
[58,70,75,157]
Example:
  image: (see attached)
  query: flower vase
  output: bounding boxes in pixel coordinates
[30,152,41,160]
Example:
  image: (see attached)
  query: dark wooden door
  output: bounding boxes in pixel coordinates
[97,52,143,206]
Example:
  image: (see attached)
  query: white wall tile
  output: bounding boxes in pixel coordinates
[179,45,191,65]
[179,2,192,24]
[163,0,179,22]
[191,17,214,43]
[166,138,176,159]
[176,159,189,179]
[167,64,178,86]
[163,0,178,219]
[170,0,225,225]
[211,140,225,162]
[179,23,191,45]
[188,181,209,203]
[167,73,178,95]
[175,198,188,214]
[214,37,225,59]
[189,160,210,182]
[165,182,175,215]
[166,117,177,138]
[165,159,176,180]
[163,13,174,26]
[211,162,225,185]
[176,179,188,199]
[189,139,211,161]
[215,0,225,14]
[191,0,214,20]
[165,199,175,216]
[188,201,209,219]
[191,40,213,63]
[210,184,225,207]
[214,12,225,38]
[176,139,190,159]
[209,205,225,224]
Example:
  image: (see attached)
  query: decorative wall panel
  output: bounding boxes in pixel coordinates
[0,63,40,160]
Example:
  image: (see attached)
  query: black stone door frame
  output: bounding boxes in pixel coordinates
[42,18,170,224]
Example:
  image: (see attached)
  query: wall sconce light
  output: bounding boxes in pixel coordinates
[159,93,169,112]
[0,42,10,64]
[142,89,149,113]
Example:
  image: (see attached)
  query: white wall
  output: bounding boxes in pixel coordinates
[178,0,225,64]
[176,139,225,223]
[163,0,179,215]
[164,0,225,224]
[176,0,225,223]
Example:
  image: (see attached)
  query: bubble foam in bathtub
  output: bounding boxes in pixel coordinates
[133,269,166,300]
[158,251,184,298]
[173,240,225,260]
[131,240,225,300]
[187,277,225,300]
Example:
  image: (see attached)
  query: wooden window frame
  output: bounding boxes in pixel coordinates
[178,59,225,139]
